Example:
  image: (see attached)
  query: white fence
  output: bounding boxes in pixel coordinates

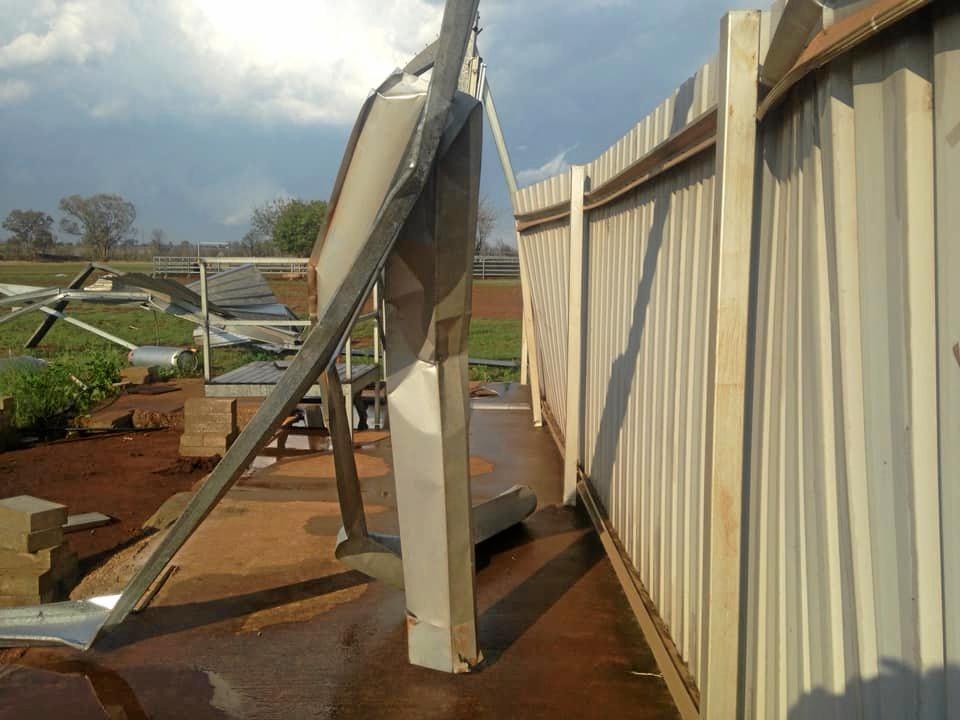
[154,254,519,279]
[515,2,959,717]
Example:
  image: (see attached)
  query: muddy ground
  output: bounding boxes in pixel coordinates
[0,429,208,569]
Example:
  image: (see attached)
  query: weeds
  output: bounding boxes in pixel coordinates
[0,350,123,429]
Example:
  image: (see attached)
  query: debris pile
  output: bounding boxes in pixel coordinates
[180,398,238,458]
[0,495,79,607]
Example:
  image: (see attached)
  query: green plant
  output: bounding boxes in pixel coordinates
[0,350,123,429]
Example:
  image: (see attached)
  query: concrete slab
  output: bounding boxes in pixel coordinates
[0,383,679,719]
[0,495,68,533]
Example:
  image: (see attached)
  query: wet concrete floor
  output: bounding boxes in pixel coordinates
[0,384,679,719]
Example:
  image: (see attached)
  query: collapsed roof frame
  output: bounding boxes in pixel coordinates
[0,261,306,354]
[0,0,503,665]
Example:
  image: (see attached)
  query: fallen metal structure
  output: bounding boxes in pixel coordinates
[0,0,537,674]
[0,262,302,353]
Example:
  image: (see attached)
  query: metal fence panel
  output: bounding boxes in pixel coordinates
[518,221,570,431]
[583,150,716,687]
[745,8,959,718]
[503,3,958,715]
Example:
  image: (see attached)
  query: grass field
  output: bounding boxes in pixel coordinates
[0,261,520,381]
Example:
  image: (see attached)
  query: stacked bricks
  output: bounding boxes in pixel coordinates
[0,495,79,607]
[180,397,238,457]
[0,396,16,451]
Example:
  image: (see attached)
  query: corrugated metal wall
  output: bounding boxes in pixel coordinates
[745,7,960,718]
[518,220,570,431]
[583,151,716,687]
[512,1,958,716]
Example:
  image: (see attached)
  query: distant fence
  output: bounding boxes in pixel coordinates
[472,255,519,279]
[153,254,519,279]
[153,257,307,276]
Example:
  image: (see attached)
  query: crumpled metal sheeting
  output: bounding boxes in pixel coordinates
[0,0,479,655]
[384,98,483,674]
[0,597,117,651]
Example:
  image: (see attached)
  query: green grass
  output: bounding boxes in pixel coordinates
[0,260,153,287]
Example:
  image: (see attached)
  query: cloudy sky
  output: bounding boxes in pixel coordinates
[0,0,754,248]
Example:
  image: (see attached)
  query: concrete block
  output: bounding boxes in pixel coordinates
[178,444,222,458]
[179,430,237,449]
[0,495,68,533]
[185,398,237,418]
[56,550,80,592]
[0,525,63,553]
[183,415,236,434]
[0,567,57,596]
[0,544,70,572]
[0,590,57,608]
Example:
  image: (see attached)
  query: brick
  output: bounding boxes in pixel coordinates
[0,495,68,533]
[180,430,236,448]
[0,588,57,608]
[0,544,71,572]
[0,525,63,553]
[184,415,236,434]
[0,567,58,596]
[55,550,80,592]
[184,398,237,418]
[178,444,222,458]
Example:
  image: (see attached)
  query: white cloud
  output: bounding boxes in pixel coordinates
[0,79,32,105]
[517,146,575,187]
[0,0,442,125]
[0,0,138,69]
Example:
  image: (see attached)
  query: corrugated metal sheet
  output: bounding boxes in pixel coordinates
[586,58,717,190]
[744,7,959,718]
[583,148,716,688]
[518,220,570,430]
[515,172,571,216]
[514,1,957,715]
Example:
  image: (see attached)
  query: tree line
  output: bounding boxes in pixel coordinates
[2,191,513,261]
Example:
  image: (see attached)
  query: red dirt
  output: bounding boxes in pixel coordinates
[472,282,522,319]
[263,277,522,320]
[0,429,207,565]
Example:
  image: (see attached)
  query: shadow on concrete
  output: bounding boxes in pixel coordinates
[7,657,150,720]
[100,570,371,648]
[475,504,592,572]
[477,530,604,666]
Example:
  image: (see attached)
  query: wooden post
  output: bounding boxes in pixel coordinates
[517,236,543,427]
[563,165,587,505]
[702,10,760,718]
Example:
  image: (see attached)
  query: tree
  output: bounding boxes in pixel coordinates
[58,193,136,260]
[149,228,168,256]
[250,198,286,240]
[273,199,328,256]
[2,209,55,258]
[476,196,497,254]
[237,229,274,257]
